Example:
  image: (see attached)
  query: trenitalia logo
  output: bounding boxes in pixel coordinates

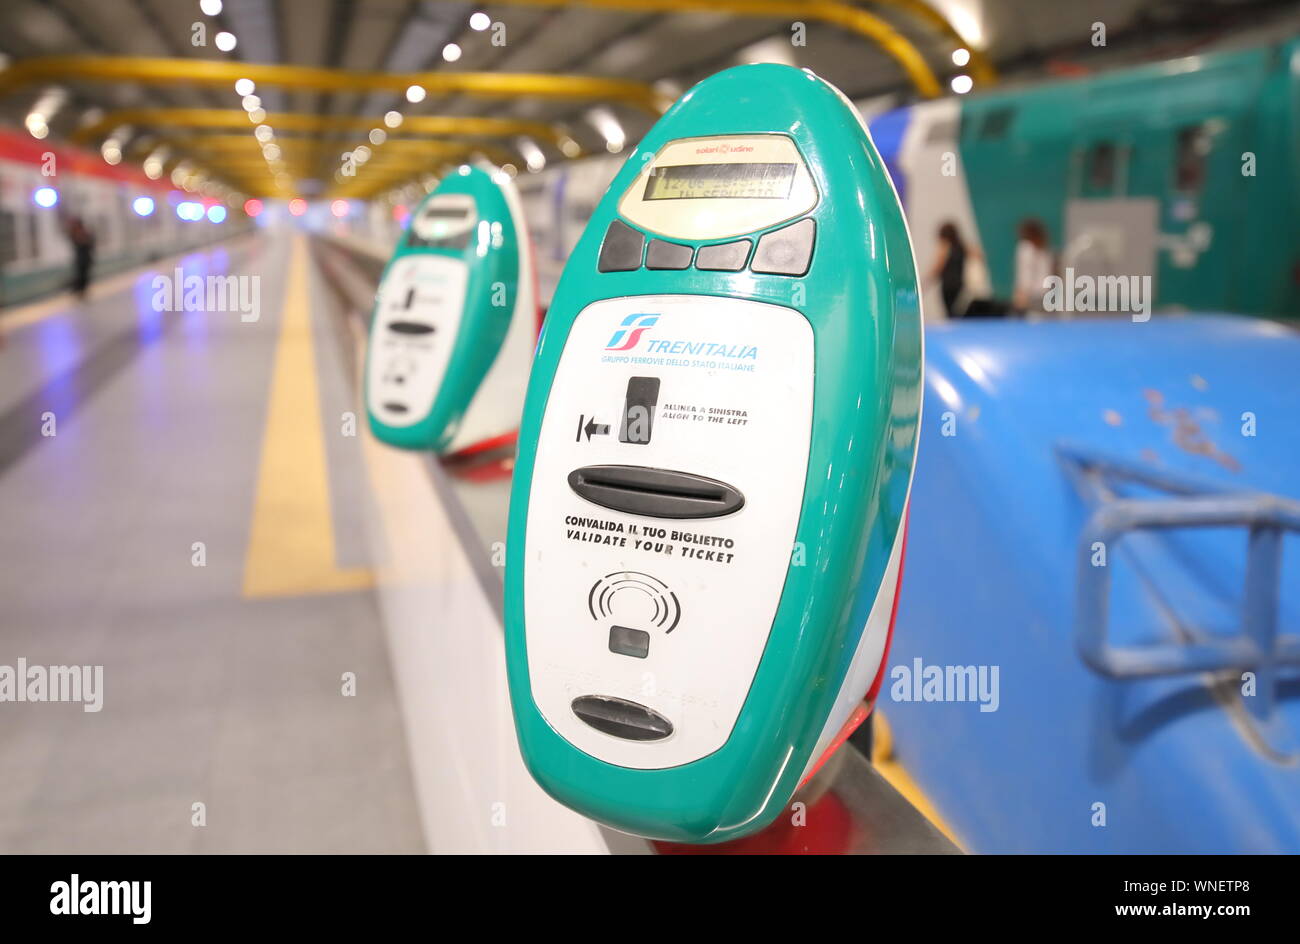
[605,313,659,351]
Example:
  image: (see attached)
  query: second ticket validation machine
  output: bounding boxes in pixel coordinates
[504,65,924,843]
[365,165,536,455]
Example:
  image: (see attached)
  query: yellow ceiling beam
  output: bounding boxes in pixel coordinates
[218,159,473,176]
[484,0,975,97]
[143,138,288,197]
[150,157,271,197]
[161,135,502,154]
[72,108,568,146]
[0,56,666,112]
[139,129,513,198]
[197,143,514,170]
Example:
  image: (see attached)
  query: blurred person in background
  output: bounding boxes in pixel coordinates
[928,221,983,318]
[1012,218,1053,315]
[65,215,96,299]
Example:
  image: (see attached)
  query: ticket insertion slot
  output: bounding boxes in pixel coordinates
[567,464,745,519]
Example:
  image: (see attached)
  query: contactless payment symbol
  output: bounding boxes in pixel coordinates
[604,313,659,351]
[588,570,682,659]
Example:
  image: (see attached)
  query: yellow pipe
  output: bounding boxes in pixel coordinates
[148,130,512,195]
[0,56,666,113]
[146,151,271,197]
[327,133,524,194]
[486,0,954,97]
[73,109,567,146]
[219,159,479,176]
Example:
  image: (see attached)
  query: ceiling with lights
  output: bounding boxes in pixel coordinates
[0,0,1293,207]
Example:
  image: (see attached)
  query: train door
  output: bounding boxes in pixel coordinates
[1063,131,1160,316]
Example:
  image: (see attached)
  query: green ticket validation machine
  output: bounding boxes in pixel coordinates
[365,164,536,454]
[505,65,923,843]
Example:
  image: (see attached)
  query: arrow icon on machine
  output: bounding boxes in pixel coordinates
[576,414,611,442]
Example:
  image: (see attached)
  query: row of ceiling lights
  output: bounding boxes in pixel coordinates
[17,1,983,208]
[951,47,974,94]
[30,0,255,207]
[232,75,294,195]
[197,0,298,198]
[198,0,238,51]
[193,0,255,203]
[334,11,495,189]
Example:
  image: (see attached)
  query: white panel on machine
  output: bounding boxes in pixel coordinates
[367,255,468,428]
[524,294,813,769]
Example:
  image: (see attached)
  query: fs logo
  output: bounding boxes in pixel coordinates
[605,313,658,351]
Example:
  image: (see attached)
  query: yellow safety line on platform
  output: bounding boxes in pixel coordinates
[242,236,374,598]
[871,710,965,849]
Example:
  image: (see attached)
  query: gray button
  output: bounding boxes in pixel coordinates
[645,239,693,270]
[608,625,650,659]
[572,695,673,741]
[597,219,644,272]
[751,218,816,276]
[696,239,751,271]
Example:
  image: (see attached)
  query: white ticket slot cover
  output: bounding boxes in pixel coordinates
[524,294,814,769]
[367,254,468,428]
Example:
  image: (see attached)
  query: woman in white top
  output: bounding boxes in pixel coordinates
[1012,218,1054,315]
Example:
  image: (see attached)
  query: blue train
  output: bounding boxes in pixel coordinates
[888,316,1300,853]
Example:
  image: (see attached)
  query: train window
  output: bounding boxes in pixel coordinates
[978,107,1015,140]
[925,117,958,144]
[1086,142,1117,191]
[1175,124,1211,193]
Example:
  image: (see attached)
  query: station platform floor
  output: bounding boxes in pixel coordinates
[0,231,425,853]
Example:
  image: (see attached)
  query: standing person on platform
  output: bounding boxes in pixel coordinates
[1011,218,1053,316]
[65,215,96,299]
[927,221,982,319]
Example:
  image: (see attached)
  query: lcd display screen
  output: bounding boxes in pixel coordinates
[644,162,796,200]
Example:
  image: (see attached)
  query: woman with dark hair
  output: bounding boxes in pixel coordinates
[1012,217,1053,315]
[927,221,980,318]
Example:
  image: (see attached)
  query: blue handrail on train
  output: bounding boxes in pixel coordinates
[1061,442,1300,729]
